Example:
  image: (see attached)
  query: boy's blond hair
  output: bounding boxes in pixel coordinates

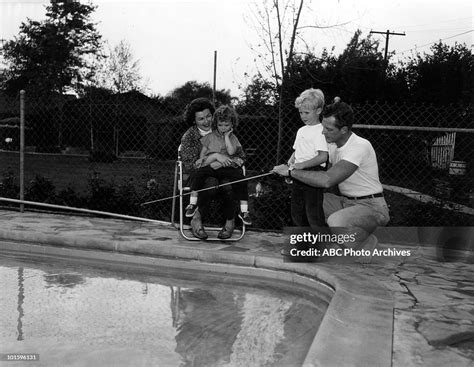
[294,88,325,111]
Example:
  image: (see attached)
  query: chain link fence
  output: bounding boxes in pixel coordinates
[1,91,472,229]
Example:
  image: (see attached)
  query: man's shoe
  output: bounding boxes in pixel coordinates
[185,204,198,218]
[217,226,234,239]
[238,212,252,226]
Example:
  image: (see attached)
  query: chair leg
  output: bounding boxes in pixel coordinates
[171,163,179,228]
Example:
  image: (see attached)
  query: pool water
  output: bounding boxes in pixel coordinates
[0,254,329,367]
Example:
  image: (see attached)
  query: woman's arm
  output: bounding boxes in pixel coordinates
[199,146,208,160]
[180,129,200,172]
[203,152,232,167]
[195,146,209,168]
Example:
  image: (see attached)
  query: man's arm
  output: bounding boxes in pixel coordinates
[287,151,295,166]
[272,160,358,188]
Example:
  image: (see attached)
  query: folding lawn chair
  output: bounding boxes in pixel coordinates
[171,146,246,241]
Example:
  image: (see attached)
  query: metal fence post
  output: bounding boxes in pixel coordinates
[19,90,25,213]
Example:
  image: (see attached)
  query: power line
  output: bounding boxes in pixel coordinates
[398,30,473,55]
[394,16,474,29]
[405,28,470,34]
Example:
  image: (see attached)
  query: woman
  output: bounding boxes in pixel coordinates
[180,98,244,239]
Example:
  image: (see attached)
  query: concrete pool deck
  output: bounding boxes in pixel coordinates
[0,209,473,366]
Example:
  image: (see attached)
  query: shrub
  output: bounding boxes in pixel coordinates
[139,178,176,221]
[251,176,292,230]
[86,176,118,211]
[0,169,19,199]
[115,179,140,215]
[57,187,87,208]
[25,175,56,203]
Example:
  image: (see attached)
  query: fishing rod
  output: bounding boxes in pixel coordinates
[141,171,275,206]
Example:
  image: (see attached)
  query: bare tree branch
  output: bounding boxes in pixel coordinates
[298,20,352,30]
[285,0,304,78]
[274,0,285,82]
[265,5,280,87]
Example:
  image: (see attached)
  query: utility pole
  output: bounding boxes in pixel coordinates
[370,29,406,63]
[212,50,217,105]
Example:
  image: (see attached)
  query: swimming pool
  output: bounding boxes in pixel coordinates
[0,250,330,366]
[0,210,394,367]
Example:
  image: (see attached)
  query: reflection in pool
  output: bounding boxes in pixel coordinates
[0,254,329,366]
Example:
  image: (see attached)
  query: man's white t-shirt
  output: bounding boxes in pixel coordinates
[293,124,328,165]
[328,132,383,197]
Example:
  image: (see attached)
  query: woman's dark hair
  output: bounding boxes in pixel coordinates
[183,98,215,126]
[322,99,354,129]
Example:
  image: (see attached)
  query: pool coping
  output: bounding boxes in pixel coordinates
[0,226,394,367]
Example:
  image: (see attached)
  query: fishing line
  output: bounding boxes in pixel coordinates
[140,171,274,206]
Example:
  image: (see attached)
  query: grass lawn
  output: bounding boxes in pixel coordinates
[384,190,473,226]
[1,151,175,194]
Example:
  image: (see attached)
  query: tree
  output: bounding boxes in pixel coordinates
[244,29,410,106]
[283,30,400,103]
[333,30,390,103]
[238,73,276,110]
[1,0,102,97]
[403,42,472,105]
[94,39,148,94]
[163,81,232,113]
[282,47,338,100]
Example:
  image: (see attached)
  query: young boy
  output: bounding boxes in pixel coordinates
[287,88,328,228]
[185,105,252,226]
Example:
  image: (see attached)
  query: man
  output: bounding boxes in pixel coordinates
[273,99,390,249]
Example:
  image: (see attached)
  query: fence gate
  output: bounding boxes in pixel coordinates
[431,132,456,170]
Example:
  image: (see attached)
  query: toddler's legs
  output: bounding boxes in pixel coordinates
[189,191,198,205]
[185,191,199,217]
[185,166,213,218]
[238,199,252,226]
[215,167,252,226]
